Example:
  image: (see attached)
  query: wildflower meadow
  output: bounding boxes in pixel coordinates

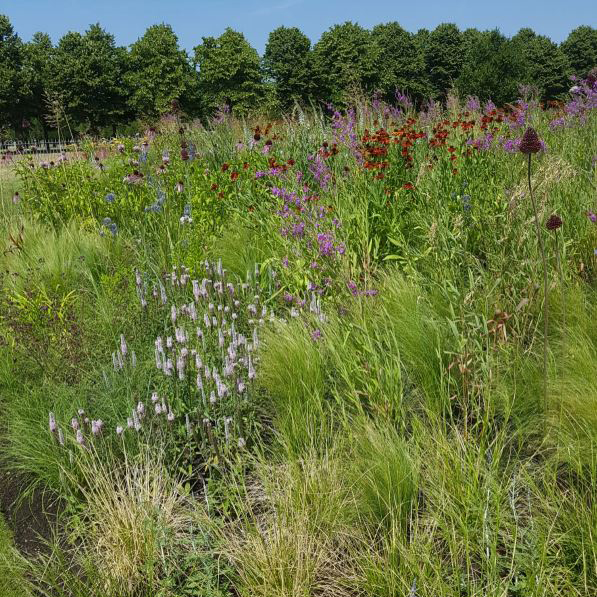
[0,42,597,596]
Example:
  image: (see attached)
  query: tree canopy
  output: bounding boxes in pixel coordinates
[0,13,595,137]
[126,24,199,120]
[194,28,264,116]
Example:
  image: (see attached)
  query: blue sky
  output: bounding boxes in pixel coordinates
[2,0,595,53]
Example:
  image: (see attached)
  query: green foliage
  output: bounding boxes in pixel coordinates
[371,22,429,103]
[561,25,597,79]
[263,26,313,110]
[126,24,199,120]
[195,28,264,116]
[312,22,376,105]
[21,32,54,135]
[0,515,33,597]
[456,29,524,105]
[424,23,464,100]
[0,14,25,132]
[512,28,572,100]
[50,24,129,134]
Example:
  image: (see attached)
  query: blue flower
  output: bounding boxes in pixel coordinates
[105,192,115,203]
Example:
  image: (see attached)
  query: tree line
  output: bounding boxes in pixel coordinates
[1,14,596,138]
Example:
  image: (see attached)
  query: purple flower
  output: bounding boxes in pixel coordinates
[311,329,322,341]
[465,96,481,112]
[549,117,566,130]
[283,292,294,303]
[281,256,289,268]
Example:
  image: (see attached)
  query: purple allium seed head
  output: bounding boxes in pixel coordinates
[49,412,57,433]
[71,418,79,431]
[546,214,563,231]
[519,127,542,154]
[76,429,85,445]
[116,425,124,436]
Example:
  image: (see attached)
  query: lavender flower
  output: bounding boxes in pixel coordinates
[49,412,57,433]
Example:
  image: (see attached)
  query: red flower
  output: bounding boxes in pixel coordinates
[221,163,229,172]
[230,171,239,182]
[287,158,295,166]
[211,183,218,191]
[243,162,249,170]
[402,183,414,190]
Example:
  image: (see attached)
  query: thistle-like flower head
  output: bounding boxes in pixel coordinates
[519,127,542,154]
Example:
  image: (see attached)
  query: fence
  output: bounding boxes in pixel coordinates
[0,139,80,156]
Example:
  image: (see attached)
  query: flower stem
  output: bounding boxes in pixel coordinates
[527,153,549,417]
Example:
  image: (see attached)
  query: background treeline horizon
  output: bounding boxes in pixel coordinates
[0,13,596,139]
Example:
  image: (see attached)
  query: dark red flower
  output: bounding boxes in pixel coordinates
[402,183,414,190]
[520,127,542,154]
[221,163,229,172]
[211,183,218,191]
[546,214,563,231]
[230,171,239,182]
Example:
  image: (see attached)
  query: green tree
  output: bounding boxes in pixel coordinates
[424,23,464,101]
[561,26,597,78]
[371,22,428,103]
[126,24,199,120]
[511,28,571,100]
[21,32,54,136]
[0,14,25,133]
[51,24,129,134]
[194,28,264,116]
[263,26,313,110]
[311,22,376,105]
[456,30,523,105]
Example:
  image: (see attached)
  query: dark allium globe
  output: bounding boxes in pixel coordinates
[546,214,563,231]
[520,127,542,154]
